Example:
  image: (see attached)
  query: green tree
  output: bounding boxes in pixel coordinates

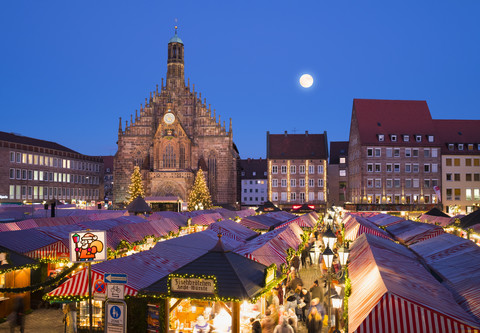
[126,166,145,204]
[187,168,213,211]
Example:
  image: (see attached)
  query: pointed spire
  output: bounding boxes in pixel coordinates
[156,84,158,94]
[130,114,133,126]
[214,109,216,121]
[125,120,128,130]
[223,120,226,130]
[140,103,143,111]
[161,78,164,89]
[193,84,195,93]
[145,97,148,106]
[188,78,190,88]
[118,117,122,133]
[135,109,138,121]
[218,114,221,125]
[229,118,232,132]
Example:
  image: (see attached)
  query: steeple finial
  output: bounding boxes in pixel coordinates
[118,117,122,132]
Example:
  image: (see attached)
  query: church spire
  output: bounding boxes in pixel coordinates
[166,25,185,89]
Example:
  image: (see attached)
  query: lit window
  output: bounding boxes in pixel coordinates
[390,135,397,142]
[339,157,346,164]
[416,135,422,142]
[448,144,454,150]
[378,134,384,142]
[272,165,278,174]
[458,144,464,151]
[428,135,434,142]
[403,135,409,142]
[339,170,346,177]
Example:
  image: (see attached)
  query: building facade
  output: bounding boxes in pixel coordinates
[0,131,104,205]
[328,141,349,207]
[347,99,442,210]
[239,158,268,207]
[435,120,480,214]
[113,28,239,208]
[102,155,114,205]
[267,131,328,211]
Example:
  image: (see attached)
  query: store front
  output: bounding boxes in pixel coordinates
[141,235,283,333]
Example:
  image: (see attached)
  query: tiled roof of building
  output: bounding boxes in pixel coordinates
[239,158,267,179]
[434,119,480,154]
[353,99,437,146]
[267,131,328,160]
[329,141,349,164]
[0,131,79,154]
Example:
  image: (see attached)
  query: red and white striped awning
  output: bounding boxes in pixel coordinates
[344,216,391,241]
[25,240,69,259]
[354,292,480,333]
[348,233,480,332]
[48,268,137,297]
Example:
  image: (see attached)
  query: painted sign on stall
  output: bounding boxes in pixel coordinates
[69,230,107,262]
[170,276,215,294]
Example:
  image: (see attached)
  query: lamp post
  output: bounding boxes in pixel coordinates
[321,242,350,331]
[331,290,343,333]
[309,241,320,267]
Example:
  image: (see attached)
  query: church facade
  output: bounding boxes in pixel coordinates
[113,29,239,209]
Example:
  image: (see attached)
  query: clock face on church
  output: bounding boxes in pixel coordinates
[163,113,175,125]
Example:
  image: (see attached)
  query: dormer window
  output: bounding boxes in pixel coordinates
[468,144,474,151]
[391,135,397,142]
[415,135,422,142]
[428,135,434,142]
[458,144,464,151]
[448,144,454,151]
[403,135,409,142]
[378,134,385,142]
[252,171,256,176]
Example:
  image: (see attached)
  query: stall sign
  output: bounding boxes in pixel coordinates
[69,230,107,263]
[265,265,276,286]
[171,277,215,294]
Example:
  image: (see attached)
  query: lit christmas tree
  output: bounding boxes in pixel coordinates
[187,168,213,211]
[126,166,145,204]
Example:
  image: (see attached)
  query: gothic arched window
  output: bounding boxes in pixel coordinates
[163,144,176,169]
[179,145,185,169]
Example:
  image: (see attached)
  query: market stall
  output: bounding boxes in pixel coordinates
[343,215,392,242]
[386,220,445,245]
[348,233,480,332]
[141,235,283,333]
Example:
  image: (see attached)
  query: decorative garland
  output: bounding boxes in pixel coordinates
[1,263,79,293]
[0,262,40,275]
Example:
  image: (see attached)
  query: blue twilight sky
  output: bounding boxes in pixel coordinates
[1,1,479,159]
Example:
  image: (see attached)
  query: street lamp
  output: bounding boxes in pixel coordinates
[309,241,321,266]
[323,226,337,249]
[331,290,343,333]
[322,244,350,332]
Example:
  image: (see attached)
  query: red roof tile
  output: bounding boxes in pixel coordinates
[434,119,480,154]
[353,99,437,146]
[267,131,328,160]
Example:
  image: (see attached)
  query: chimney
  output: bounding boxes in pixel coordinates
[284,131,288,136]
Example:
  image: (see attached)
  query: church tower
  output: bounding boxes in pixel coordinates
[113,28,239,210]
[166,26,185,89]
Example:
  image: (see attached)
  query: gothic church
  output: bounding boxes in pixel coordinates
[113,28,239,208]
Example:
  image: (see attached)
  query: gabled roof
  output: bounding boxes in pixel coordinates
[267,131,328,160]
[239,159,267,179]
[126,196,152,214]
[0,131,79,154]
[142,238,269,300]
[352,99,437,146]
[0,245,37,273]
[434,119,480,154]
[425,207,450,218]
[329,141,349,164]
[459,209,480,229]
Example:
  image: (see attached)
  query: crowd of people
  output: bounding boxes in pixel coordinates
[250,224,345,333]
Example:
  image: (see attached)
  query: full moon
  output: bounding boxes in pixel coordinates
[299,74,314,88]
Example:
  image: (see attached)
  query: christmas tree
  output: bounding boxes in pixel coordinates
[126,166,145,204]
[187,168,213,211]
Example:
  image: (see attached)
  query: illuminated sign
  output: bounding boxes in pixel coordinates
[0,195,8,199]
[171,277,215,294]
[69,230,107,263]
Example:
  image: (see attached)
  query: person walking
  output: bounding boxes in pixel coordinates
[261,309,275,333]
[8,296,25,333]
[306,305,323,333]
[273,318,294,333]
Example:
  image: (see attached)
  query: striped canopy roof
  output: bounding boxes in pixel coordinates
[349,233,480,332]
[410,233,480,323]
[48,230,245,297]
[207,219,257,242]
[386,220,445,245]
[234,224,303,267]
[344,215,392,242]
